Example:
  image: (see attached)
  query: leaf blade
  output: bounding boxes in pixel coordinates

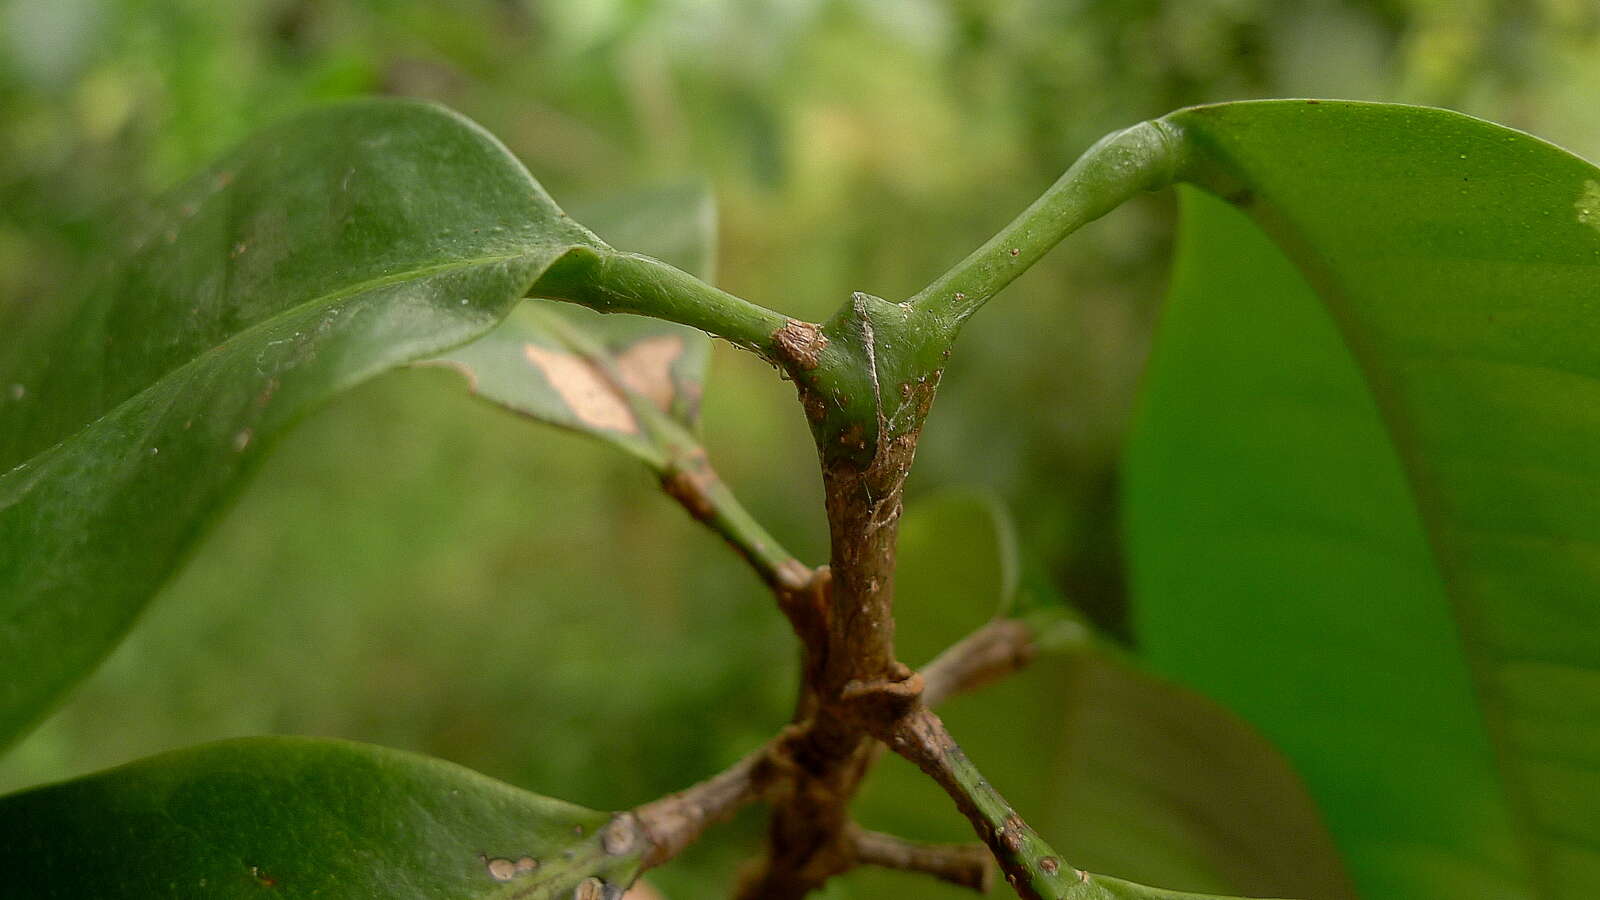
[426,182,719,463]
[0,98,599,749]
[1128,100,1600,900]
[0,736,646,898]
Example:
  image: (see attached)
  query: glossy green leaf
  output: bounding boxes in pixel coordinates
[0,736,647,898]
[850,490,1351,900]
[0,99,604,749]
[1127,101,1600,900]
[424,182,717,467]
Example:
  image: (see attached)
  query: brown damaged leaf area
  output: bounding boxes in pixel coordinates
[613,335,688,414]
[522,343,640,434]
[519,333,692,435]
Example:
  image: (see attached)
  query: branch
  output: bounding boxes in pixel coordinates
[921,618,1038,707]
[886,707,1084,900]
[631,747,777,869]
[921,611,1092,707]
[907,120,1181,328]
[847,826,996,893]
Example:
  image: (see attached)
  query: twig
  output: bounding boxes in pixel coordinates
[656,443,812,594]
[921,618,1038,707]
[886,707,1085,900]
[532,309,811,594]
[907,119,1180,327]
[847,826,996,893]
[632,747,777,869]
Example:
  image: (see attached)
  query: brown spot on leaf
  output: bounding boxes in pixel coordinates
[574,877,607,900]
[614,335,686,413]
[485,857,518,881]
[256,377,279,408]
[1040,856,1060,875]
[523,343,639,434]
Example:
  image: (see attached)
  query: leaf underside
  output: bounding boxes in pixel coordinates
[1128,100,1600,900]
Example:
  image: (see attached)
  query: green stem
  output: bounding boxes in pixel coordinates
[535,308,809,591]
[652,424,810,591]
[889,708,1080,900]
[908,120,1183,329]
[889,707,1286,900]
[531,248,794,362]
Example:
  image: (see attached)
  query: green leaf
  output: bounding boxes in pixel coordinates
[423,182,717,467]
[1044,650,1354,899]
[1127,100,1600,900]
[0,736,648,898]
[0,99,603,750]
[850,490,1351,900]
[893,488,1020,664]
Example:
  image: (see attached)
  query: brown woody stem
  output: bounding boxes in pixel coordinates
[921,618,1039,707]
[847,826,996,892]
[632,747,777,870]
[542,120,1183,899]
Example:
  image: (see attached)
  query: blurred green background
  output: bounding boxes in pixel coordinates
[2,1,1597,897]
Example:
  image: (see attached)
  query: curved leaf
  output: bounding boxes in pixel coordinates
[424,182,717,466]
[0,99,602,749]
[1127,101,1600,900]
[0,737,648,898]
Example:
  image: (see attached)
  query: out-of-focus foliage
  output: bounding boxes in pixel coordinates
[855,490,1357,900]
[1,2,1597,897]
